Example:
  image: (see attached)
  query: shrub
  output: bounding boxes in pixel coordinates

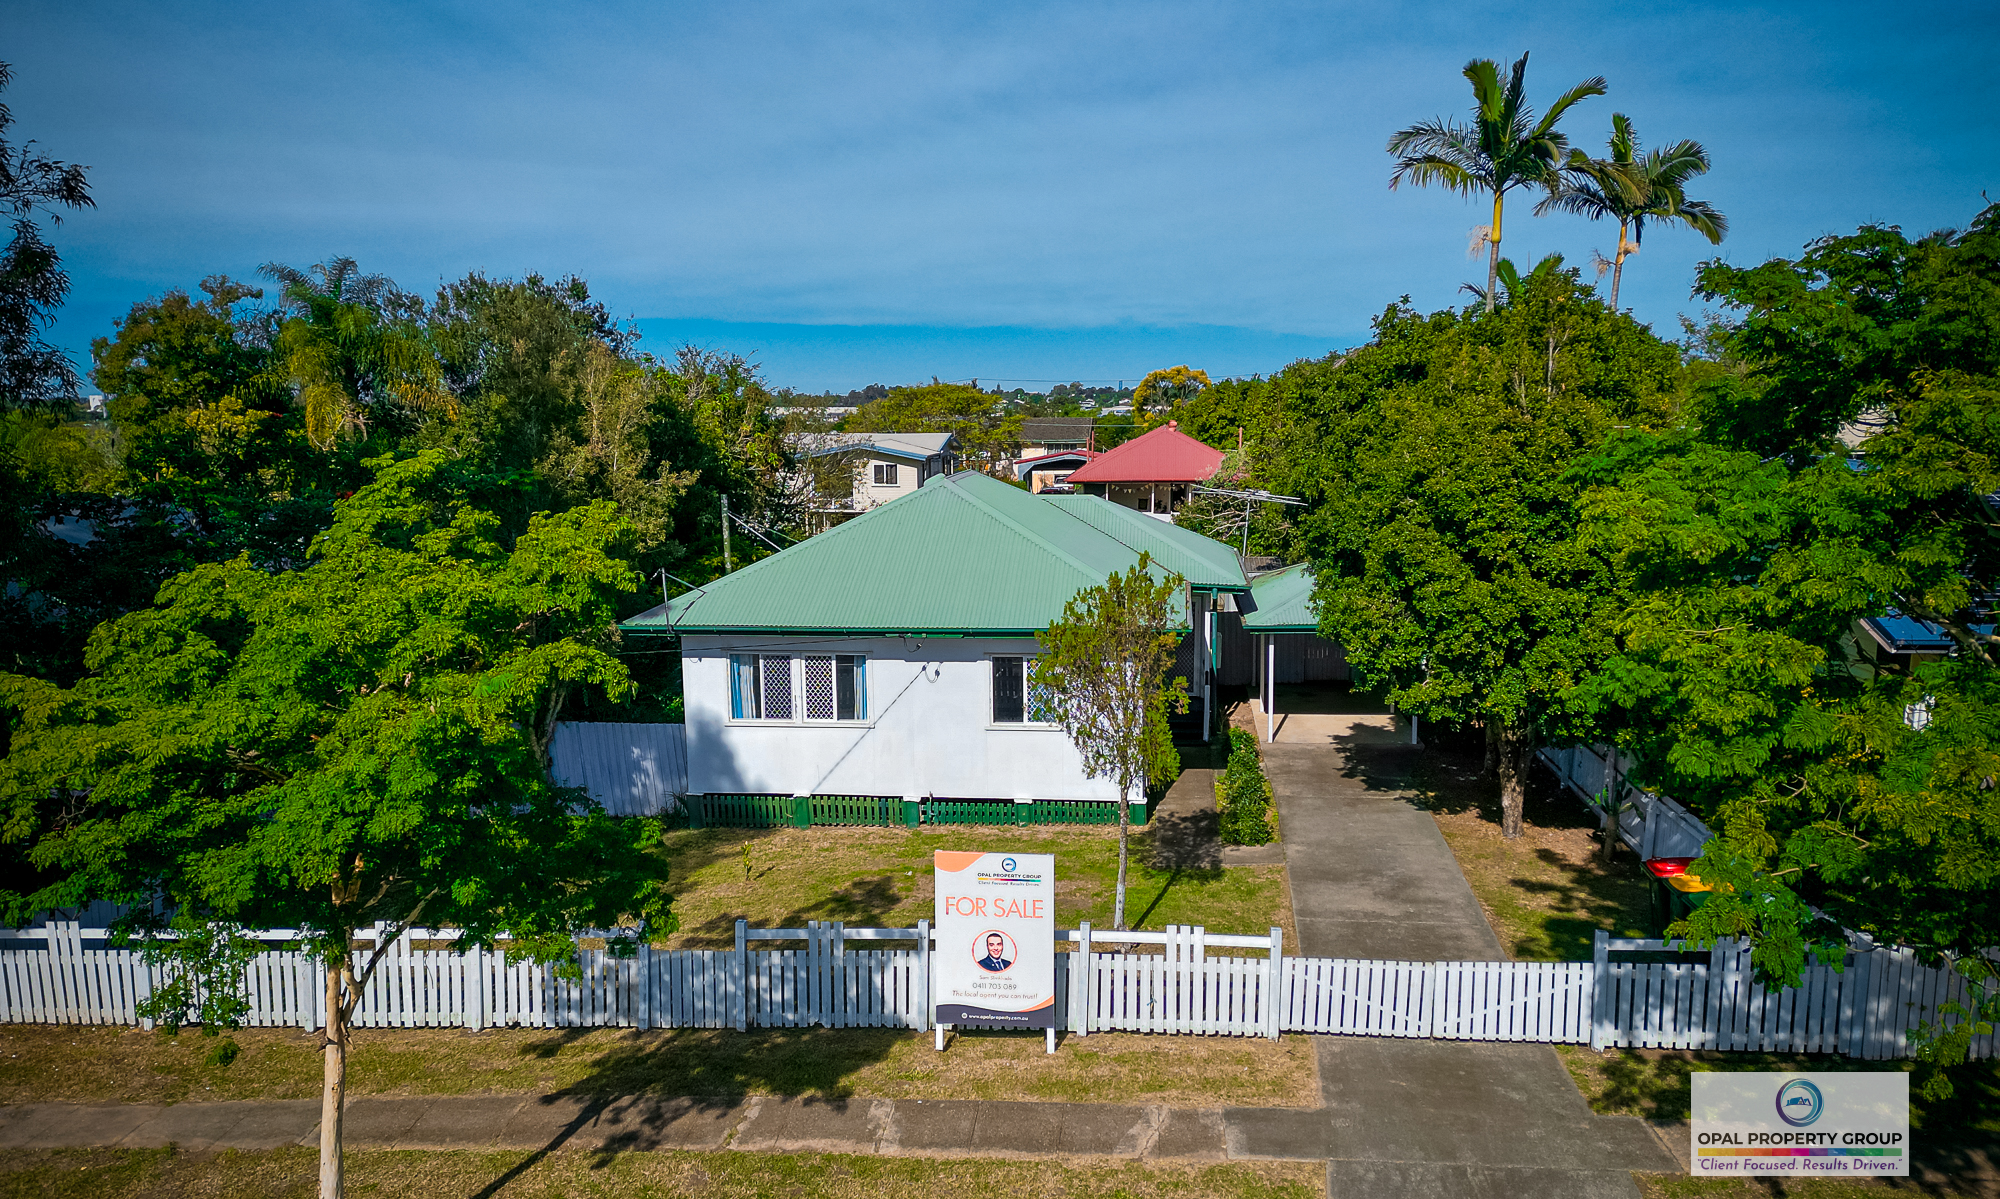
[1217,727,1274,846]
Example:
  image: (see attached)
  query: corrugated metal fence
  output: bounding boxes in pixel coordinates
[4,923,1990,1060]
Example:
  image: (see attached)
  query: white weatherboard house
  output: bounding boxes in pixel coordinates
[621,471,1250,815]
[795,431,959,520]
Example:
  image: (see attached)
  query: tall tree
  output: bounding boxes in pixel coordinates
[1388,52,1606,311]
[262,258,452,448]
[845,380,1018,472]
[1132,365,1211,421]
[0,61,93,411]
[0,451,673,1198]
[1577,209,1999,1064]
[1297,267,1683,837]
[1539,113,1727,309]
[1031,556,1190,929]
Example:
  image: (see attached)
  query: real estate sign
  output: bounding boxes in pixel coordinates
[1692,1072,1908,1178]
[932,851,1055,1028]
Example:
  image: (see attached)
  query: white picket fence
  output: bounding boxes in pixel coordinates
[2,921,1991,1060]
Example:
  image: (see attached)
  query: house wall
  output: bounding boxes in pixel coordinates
[681,634,1120,802]
[849,453,948,510]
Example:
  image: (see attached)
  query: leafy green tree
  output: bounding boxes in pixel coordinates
[1296,268,1683,837]
[1031,556,1190,928]
[1132,365,1211,421]
[845,380,1018,471]
[1389,52,1606,312]
[0,61,94,411]
[0,450,672,1199]
[262,257,452,449]
[1539,114,1726,309]
[1577,209,1999,1076]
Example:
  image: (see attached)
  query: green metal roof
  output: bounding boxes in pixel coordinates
[625,472,1249,636]
[1241,563,1321,632]
[1038,496,1248,591]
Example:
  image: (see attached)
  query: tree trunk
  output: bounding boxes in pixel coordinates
[1482,721,1500,778]
[1496,722,1532,840]
[1610,219,1628,309]
[1486,191,1505,312]
[320,957,346,1199]
[1114,784,1130,930]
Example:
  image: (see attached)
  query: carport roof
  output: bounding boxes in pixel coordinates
[1241,563,1321,632]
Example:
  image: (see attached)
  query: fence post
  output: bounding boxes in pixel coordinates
[637,935,654,1031]
[1076,921,1092,1037]
[917,918,931,1031]
[136,950,156,1031]
[734,918,749,1032]
[471,941,488,1032]
[792,794,812,828]
[1265,926,1284,1040]
[1590,929,1611,1051]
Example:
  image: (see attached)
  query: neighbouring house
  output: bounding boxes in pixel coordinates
[1061,421,1227,518]
[620,470,1250,816]
[790,432,959,526]
[1017,416,1097,456]
[1012,448,1098,493]
[1010,417,1101,493]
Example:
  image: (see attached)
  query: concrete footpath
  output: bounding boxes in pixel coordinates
[1256,702,1679,1199]
[0,1092,1264,1161]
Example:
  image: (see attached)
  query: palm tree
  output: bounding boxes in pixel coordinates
[261,257,451,447]
[1538,114,1727,309]
[1389,53,1606,312]
[1458,252,1568,308]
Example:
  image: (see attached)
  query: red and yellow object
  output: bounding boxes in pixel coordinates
[1645,856,1714,893]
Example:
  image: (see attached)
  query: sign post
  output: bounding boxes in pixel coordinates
[1692,1072,1908,1179]
[932,851,1056,1052]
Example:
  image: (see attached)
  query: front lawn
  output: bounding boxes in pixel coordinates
[653,824,1293,948]
[0,1023,1320,1109]
[1411,737,1654,961]
[0,1146,1325,1199]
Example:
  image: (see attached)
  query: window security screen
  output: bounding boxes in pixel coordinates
[802,654,867,721]
[993,656,1024,722]
[736,654,863,721]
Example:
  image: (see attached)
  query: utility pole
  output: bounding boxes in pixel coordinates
[721,494,733,573]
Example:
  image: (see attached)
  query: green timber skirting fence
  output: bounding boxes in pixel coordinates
[682,795,1144,829]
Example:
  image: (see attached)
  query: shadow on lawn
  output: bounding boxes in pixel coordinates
[470,1026,911,1196]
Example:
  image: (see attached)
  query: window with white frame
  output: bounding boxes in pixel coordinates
[731,653,865,721]
[872,462,899,486]
[802,654,867,721]
[991,656,1055,724]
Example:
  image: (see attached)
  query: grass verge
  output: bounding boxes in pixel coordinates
[0,1024,1319,1109]
[655,824,1293,948]
[1411,737,1654,961]
[0,1146,1325,1199]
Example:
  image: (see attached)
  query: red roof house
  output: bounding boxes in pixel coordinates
[1062,421,1226,515]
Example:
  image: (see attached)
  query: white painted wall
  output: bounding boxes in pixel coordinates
[681,635,1121,802]
[850,455,927,510]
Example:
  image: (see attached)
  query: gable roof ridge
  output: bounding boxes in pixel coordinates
[1038,494,1179,579]
[939,475,1105,582]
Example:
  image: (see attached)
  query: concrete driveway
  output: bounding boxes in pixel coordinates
[1249,690,1679,1198]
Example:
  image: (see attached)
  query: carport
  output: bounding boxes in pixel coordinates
[1240,563,1351,743]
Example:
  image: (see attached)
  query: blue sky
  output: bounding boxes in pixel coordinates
[13,1,1998,391]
